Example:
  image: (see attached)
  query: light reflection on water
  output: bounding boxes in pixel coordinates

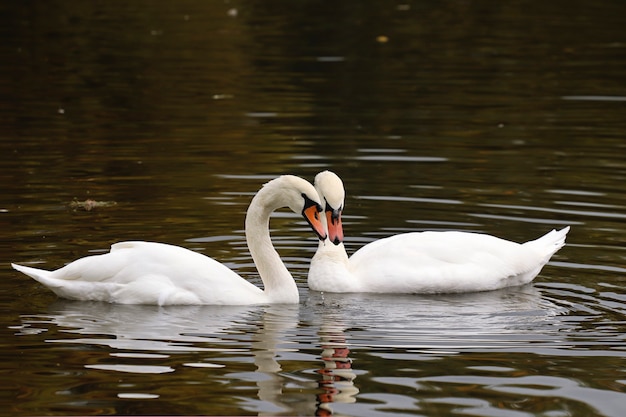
[10,281,626,416]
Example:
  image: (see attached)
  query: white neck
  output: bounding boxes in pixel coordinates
[316,238,350,262]
[244,179,300,303]
[310,238,353,292]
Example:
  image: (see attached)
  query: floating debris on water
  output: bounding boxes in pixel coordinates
[70,199,117,211]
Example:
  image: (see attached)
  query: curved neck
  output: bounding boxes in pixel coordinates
[245,182,299,303]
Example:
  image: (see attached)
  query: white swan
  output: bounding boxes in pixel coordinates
[12,175,327,305]
[308,171,570,293]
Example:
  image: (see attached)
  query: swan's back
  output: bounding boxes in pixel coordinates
[347,227,569,293]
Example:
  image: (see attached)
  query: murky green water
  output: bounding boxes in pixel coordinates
[2,1,626,416]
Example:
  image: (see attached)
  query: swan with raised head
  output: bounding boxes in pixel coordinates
[309,170,569,293]
[12,175,327,305]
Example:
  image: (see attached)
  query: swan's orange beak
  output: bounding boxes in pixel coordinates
[303,204,327,241]
[326,209,344,245]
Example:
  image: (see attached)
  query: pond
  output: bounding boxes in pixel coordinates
[1,1,626,416]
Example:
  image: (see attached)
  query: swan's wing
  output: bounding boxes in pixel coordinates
[349,231,546,293]
[52,241,236,283]
[24,241,264,305]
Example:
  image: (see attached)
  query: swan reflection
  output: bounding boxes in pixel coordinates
[11,283,574,416]
[19,301,258,352]
[307,284,569,352]
[16,301,315,415]
[305,284,573,416]
[316,319,359,416]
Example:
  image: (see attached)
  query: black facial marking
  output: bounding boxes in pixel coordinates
[302,193,323,216]
[324,201,342,225]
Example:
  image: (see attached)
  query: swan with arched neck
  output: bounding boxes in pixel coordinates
[13,175,326,305]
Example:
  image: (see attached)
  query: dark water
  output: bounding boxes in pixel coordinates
[2,1,626,416]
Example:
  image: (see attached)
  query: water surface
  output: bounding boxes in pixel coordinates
[1,1,626,416]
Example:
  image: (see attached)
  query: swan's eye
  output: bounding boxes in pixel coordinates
[325,202,343,214]
[301,194,322,217]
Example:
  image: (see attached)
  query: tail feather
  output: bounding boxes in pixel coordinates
[12,262,122,301]
[11,263,58,286]
[524,226,570,261]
